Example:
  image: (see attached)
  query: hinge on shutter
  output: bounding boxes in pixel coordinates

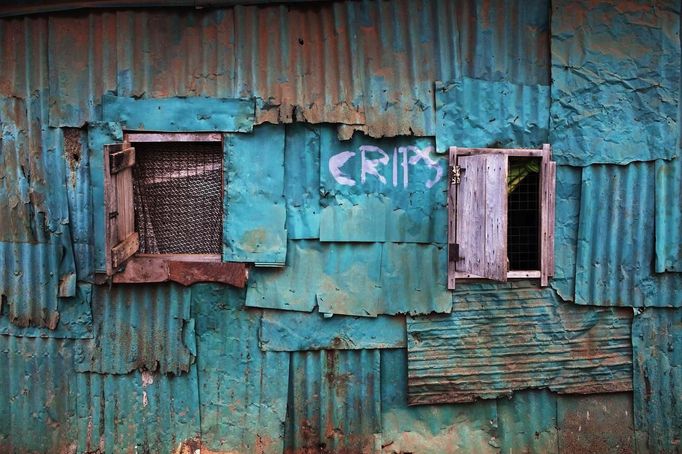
[449,243,462,262]
[451,165,462,185]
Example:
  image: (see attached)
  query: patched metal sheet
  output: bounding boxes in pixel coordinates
[284,123,321,239]
[193,283,289,454]
[224,124,287,265]
[102,94,255,132]
[284,349,381,453]
[576,163,682,307]
[74,283,194,375]
[246,240,451,317]
[435,78,550,153]
[407,285,633,405]
[319,126,447,243]
[557,393,634,453]
[497,389,558,453]
[260,310,405,351]
[550,0,680,166]
[632,308,682,454]
[655,158,682,272]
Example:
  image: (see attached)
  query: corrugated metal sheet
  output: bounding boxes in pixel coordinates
[655,158,682,272]
[496,389,558,453]
[193,283,290,453]
[246,240,451,317]
[74,283,194,375]
[575,163,682,307]
[407,285,633,405]
[550,165,581,302]
[3,0,548,137]
[632,308,682,454]
[284,349,381,453]
[550,0,680,166]
[435,77,550,153]
[318,127,447,244]
[260,310,405,351]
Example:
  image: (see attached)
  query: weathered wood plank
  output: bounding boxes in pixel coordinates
[109,146,135,174]
[125,132,222,143]
[103,143,123,276]
[457,148,544,157]
[540,143,556,286]
[484,153,508,281]
[111,232,139,269]
[447,146,458,289]
[168,261,248,288]
[112,256,169,284]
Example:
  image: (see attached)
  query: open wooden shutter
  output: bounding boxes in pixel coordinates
[540,144,556,286]
[448,149,508,289]
[103,143,139,275]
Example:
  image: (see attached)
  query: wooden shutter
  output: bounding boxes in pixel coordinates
[448,150,508,289]
[104,143,139,275]
[540,144,556,287]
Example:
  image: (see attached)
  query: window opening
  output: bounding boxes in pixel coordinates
[132,141,223,254]
[507,157,540,271]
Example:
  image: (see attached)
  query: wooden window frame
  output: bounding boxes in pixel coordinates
[447,144,555,289]
[98,132,246,288]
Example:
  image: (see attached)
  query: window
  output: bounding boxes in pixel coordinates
[447,145,556,289]
[100,132,246,287]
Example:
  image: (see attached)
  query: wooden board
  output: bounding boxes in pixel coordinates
[455,153,508,282]
[447,146,458,289]
[540,144,556,286]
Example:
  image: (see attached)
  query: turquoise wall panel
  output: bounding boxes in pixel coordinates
[655,158,682,272]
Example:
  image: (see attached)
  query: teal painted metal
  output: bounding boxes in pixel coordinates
[655,158,682,272]
[284,123,321,239]
[319,127,447,243]
[74,283,194,375]
[435,78,550,153]
[497,389,558,453]
[550,0,680,166]
[192,284,289,453]
[284,349,381,453]
[224,124,288,265]
[408,285,633,404]
[576,163,682,307]
[260,310,406,351]
[632,308,682,453]
[246,240,451,317]
[102,94,255,132]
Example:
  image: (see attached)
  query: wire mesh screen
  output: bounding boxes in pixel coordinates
[507,159,540,270]
[132,142,223,254]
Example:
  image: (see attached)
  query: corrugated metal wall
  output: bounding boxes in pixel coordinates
[0,0,680,452]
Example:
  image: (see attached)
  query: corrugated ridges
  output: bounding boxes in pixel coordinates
[575,163,682,307]
[407,286,633,405]
[74,283,194,374]
[655,158,682,272]
[284,349,381,453]
[632,308,682,453]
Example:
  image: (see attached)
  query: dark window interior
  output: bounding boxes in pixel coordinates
[507,157,540,270]
[132,141,223,254]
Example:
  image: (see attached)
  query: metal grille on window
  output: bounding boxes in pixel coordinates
[132,142,223,254]
[507,158,540,271]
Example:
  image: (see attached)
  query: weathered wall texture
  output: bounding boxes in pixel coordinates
[0,0,680,453]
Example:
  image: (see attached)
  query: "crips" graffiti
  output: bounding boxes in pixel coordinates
[328,145,444,189]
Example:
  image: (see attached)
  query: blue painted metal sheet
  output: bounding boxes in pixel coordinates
[550,0,680,166]
[557,393,635,453]
[102,94,255,132]
[260,310,406,351]
[284,123,321,239]
[193,283,289,453]
[224,124,288,265]
[407,285,633,404]
[497,389,558,453]
[655,158,682,272]
[74,283,194,375]
[319,126,447,243]
[284,349,381,453]
[246,240,451,317]
[632,308,682,454]
[435,78,550,153]
[575,163,682,307]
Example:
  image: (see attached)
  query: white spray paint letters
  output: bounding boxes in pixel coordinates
[328,145,444,189]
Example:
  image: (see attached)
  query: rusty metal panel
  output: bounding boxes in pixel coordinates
[550,0,680,166]
[557,393,635,453]
[193,283,289,454]
[74,283,194,375]
[655,158,682,272]
[260,310,406,351]
[407,285,633,405]
[319,126,447,243]
[435,78,550,153]
[575,163,682,307]
[284,349,381,453]
[632,308,682,453]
